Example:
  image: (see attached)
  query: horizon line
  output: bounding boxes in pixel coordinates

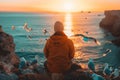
[0,9,120,14]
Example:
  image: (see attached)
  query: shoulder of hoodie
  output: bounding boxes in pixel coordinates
[46,37,73,44]
[67,38,74,45]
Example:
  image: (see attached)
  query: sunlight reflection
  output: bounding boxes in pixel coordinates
[64,13,73,37]
[80,63,88,69]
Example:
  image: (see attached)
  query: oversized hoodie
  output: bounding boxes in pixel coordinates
[44,31,75,73]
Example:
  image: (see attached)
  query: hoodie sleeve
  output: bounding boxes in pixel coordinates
[68,39,75,59]
[44,40,49,58]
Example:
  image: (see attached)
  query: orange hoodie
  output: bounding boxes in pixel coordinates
[44,32,75,73]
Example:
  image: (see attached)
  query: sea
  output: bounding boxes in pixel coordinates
[0,12,120,70]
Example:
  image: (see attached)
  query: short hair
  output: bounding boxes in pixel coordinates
[54,21,64,32]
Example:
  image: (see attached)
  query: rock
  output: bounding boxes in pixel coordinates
[111,37,120,47]
[0,73,13,80]
[19,74,50,80]
[99,10,120,46]
[9,73,19,80]
[21,68,34,74]
[100,10,120,36]
[0,63,5,73]
[64,70,92,80]
[0,25,20,72]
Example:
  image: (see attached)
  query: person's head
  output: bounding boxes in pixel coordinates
[54,21,64,32]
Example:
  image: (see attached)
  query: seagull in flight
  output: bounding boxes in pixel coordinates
[71,34,101,45]
[42,28,48,35]
[103,49,111,56]
[23,23,32,32]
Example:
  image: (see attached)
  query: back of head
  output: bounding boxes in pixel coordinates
[54,21,64,32]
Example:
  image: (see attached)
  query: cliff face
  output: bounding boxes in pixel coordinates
[0,32,19,65]
[100,10,120,47]
[100,10,120,37]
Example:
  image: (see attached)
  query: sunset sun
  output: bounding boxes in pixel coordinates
[63,3,74,12]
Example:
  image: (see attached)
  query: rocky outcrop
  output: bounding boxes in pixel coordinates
[111,37,120,46]
[0,27,20,66]
[100,10,120,46]
[100,10,120,37]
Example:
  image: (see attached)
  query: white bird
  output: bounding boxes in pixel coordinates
[23,23,28,29]
[103,49,111,56]
[19,57,27,69]
[20,57,27,63]
[23,23,32,32]
[111,68,119,79]
[71,34,101,45]
[92,73,106,80]
[103,63,111,76]
[42,28,47,35]
[88,58,95,72]
[109,66,113,72]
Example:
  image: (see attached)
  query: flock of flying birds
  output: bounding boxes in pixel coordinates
[12,23,102,46]
[11,23,112,57]
[12,23,32,32]
[12,23,48,40]
[12,23,100,42]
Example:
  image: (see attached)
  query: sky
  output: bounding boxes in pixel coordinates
[0,0,120,12]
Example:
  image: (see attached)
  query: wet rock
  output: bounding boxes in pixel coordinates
[0,73,12,80]
[19,73,50,80]
[111,37,120,47]
[64,71,92,80]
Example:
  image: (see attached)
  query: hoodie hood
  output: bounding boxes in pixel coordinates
[49,32,68,47]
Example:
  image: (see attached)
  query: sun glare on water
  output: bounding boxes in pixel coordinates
[64,13,73,37]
